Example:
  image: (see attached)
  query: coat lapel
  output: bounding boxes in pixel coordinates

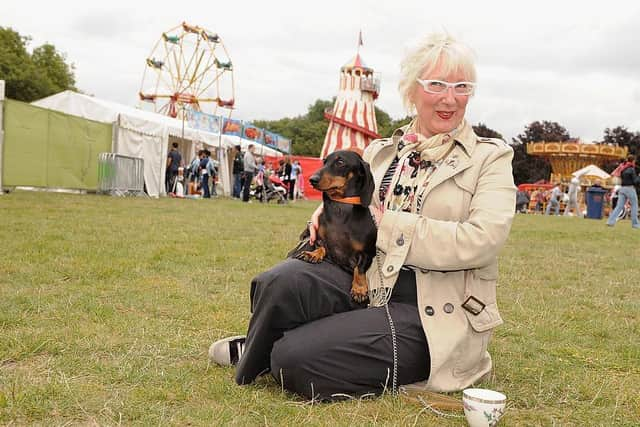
[368,129,405,209]
[422,144,472,200]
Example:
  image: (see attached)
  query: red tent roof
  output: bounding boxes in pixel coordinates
[341,54,372,72]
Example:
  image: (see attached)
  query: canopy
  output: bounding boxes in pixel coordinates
[35,91,224,147]
[572,164,610,180]
[33,91,282,197]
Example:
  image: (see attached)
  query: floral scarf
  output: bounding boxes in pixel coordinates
[384,119,466,213]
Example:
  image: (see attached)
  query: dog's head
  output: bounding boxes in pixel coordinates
[309,150,374,207]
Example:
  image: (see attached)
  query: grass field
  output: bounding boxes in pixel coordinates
[0,191,638,426]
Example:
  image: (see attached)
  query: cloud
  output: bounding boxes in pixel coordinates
[3,0,639,145]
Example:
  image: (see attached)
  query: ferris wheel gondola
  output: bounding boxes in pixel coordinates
[138,22,235,119]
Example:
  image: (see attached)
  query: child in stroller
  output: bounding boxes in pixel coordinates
[252,170,287,203]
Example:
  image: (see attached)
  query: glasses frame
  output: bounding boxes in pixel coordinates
[415,78,476,95]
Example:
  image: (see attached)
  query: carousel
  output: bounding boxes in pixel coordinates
[526,141,627,185]
[525,141,629,216]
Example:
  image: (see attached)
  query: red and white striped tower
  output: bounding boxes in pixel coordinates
[320,33,381,159]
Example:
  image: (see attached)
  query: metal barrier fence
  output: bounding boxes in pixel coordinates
[97,153,146,196]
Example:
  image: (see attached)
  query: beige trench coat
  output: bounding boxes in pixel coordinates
[363,123,516,392]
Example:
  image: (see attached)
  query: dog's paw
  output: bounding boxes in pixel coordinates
[298,246,326,264]
[299,251,320,263]
[350,287,369,303]
[351,267,369,303]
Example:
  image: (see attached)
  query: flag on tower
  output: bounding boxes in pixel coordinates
[358,30,363,47]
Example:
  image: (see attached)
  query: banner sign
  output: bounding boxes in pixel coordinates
[222,118,243,137]
[188,111,221,134]
[242,122,264,143]
[263,130,279,148]
[206,117,292,154]
[277,137,291,154]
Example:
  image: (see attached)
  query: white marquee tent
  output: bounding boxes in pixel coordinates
[572,164,611,180]
[33,91,282,197]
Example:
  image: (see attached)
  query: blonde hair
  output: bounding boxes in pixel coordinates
[398,33,477,113]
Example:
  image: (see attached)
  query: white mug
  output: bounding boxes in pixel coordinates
[462,388,506,427]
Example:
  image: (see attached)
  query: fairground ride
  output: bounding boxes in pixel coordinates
[527,141,628,183]
[138,22,235,119]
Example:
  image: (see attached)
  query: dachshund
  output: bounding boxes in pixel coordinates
[288,150,377,303]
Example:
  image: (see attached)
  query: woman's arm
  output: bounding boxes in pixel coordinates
[308,203,323,245]
[376,145,516,271]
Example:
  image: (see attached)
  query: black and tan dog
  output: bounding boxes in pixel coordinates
[288,150,377,303]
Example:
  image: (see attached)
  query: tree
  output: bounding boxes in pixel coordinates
[32,43,76,94]
[0,26,76,102]
[603,126,640,155]
[256,99,408,156]
[305,99,334,123]
[515,120,571,144]
[378,115,412,139]
[509,121,572,185]
[472,123,503,139]
[598,126,640,172]
[510,143,551,185]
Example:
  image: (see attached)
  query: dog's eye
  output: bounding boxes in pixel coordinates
[335,158,344,167]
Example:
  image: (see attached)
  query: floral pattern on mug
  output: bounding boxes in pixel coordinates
[484,407,505,427]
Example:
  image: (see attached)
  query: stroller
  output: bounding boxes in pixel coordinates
[252,171,288,204]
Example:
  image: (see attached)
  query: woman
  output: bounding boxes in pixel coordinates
[210,33,515,399]
[293,160,304,199]
[280,157,293,200]
[606,155,639,228]
[289,159,299,201]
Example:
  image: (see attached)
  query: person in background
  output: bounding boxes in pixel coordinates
[166,142,182,194]
[563,176,582,217]
[187,151,203,195]
[534,187,546,213]
[289,159,299,201]
[610,185,620,211]
[207,153,219,197]
[293,160,304,200]
[607,155,639,229]
[545,183,562,215]
[256,157,265,174]
[199,149,212,199]
[515,189,530,213]
[280,157,293,200]
[232,145,244,199]
[242,145,257,203]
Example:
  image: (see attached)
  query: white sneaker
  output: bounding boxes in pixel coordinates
[208,335,246,366]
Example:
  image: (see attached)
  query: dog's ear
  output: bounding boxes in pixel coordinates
[359,159,375,207]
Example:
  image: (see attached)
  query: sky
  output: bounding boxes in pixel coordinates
[3,0,640,144]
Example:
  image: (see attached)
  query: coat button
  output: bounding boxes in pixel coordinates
[425,306,434,316]
[386,265,394,273]
[396,234,404,246]
[443,303,454,314]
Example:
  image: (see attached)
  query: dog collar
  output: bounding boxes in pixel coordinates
[328,195,362,205]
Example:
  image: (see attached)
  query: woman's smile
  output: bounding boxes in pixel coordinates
[436,111,455,120]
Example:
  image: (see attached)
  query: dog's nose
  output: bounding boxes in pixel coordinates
[309,174,320,187]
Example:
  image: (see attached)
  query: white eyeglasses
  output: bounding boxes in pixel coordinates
[416,79,476,95]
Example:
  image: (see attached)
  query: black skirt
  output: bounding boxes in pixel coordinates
[234,259,429,400]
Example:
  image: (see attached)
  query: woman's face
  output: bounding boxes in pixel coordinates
[411,62,472,137]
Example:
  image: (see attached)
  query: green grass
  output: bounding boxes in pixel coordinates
[0,192,638,426]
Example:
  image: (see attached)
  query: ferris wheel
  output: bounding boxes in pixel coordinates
[139,22,235,119]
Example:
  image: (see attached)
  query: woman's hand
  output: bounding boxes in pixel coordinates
[308,203,323,245]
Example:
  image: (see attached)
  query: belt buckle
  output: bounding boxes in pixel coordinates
[462,296,485,316]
